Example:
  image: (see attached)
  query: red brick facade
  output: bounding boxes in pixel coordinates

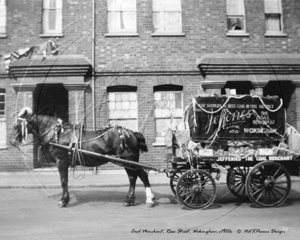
[1,0,300,171]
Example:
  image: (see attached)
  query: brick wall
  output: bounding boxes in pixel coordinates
[1,0,300,171]
[0,79,33,171]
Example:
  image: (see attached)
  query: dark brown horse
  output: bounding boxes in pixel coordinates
[10,107,155,208]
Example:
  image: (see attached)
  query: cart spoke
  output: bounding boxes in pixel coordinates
[274,181,289,185]
[274,174,286,182]
[250,186,264,197]
[269,188,279,201]
[183,192,193,203]
[202,191,214,199]
[189,194,196,205]
[235,182,244,194]
[200,193,210,203]
[255,189,265,202]
[271,187,285,197]
[232,181,243,189]
[272,185,287,193]
[272,168,281,178]
[179,190,192,197]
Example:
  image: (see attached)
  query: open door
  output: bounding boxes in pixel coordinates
[33,83,68,168]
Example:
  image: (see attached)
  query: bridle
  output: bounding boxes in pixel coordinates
[14,116,64,146]
[16,117,29,144]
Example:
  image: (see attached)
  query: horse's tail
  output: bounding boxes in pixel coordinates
[133,132,148,153]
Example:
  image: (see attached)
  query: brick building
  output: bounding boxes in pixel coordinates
[0,0,300,172]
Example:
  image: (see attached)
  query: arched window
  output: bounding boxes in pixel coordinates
[107,85,138,131]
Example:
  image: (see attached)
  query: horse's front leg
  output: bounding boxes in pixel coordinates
[56,158,70,207]
[124,168,137,206]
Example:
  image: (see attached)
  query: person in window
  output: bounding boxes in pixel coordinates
[231,23,242,30]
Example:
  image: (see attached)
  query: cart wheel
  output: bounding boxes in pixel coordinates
[226,166,250,198]
[246,161,291,207]
[176,169,216,209]
[170,170,183,196]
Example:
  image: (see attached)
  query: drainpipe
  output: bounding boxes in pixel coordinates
[92,0,96,131]
[92,0,97,174]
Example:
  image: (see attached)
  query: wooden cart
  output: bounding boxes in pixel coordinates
[167,95,300,209]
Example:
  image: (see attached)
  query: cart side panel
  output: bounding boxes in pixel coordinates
[188,95,285,149]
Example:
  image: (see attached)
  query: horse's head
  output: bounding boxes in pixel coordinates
[10,107,33,146]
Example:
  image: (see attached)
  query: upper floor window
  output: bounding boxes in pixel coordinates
[42,0,62,35]
[107,87,138,131]
[0,0,6,36]
[226,0,247,34]
[107,0,137,34]
[264,0,284,35]
[152,0,182,34]
[0,89,6,148]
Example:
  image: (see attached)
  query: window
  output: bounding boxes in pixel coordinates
[0,89,6,148]
[152,0,182,34]
[226,0,246,33]
[154,89,183,144]
[108,91,138,131]
[107,0,137,34]
[42,0,62,35]
[0,0,6,36]
[264,0,284,35]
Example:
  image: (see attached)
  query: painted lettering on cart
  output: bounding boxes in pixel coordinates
[217,156,293,161]
[217,157,254,161]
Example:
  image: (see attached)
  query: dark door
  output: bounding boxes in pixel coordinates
[33,83,68,168]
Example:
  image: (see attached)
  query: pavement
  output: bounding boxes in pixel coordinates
[0,167,299,189]
[0,168,226,189]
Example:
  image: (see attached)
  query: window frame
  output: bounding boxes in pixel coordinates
[107,89,138,131]
[226,0,249,37]
[151,0,184,36]
[41,0,63,37]
[153,88,183,146]
[106,0,137,36]
[0,90,6,148]
[264,0,287,36]
[0,0,7,38]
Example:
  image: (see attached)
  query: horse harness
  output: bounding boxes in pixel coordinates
[16,116,64,145]
[64,125,131,166]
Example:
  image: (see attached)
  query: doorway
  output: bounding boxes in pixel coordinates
[33,83,69,168]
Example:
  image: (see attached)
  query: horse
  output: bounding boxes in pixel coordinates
[10,107,155,208]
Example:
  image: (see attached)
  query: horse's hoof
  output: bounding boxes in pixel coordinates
[123,202,132,207]
[123,200,135,207]
[145,202,155,208]
[58,200,67,208]
[123,197,135,207]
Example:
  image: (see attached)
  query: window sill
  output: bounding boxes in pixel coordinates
[151,32,185,37]
[265,32,287,37]
[226,31,250,37]
[39,33,64,38]
[0,146,8,150]
[152,142,166,147]
[0,33,7,38]
[105,32,139,37]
